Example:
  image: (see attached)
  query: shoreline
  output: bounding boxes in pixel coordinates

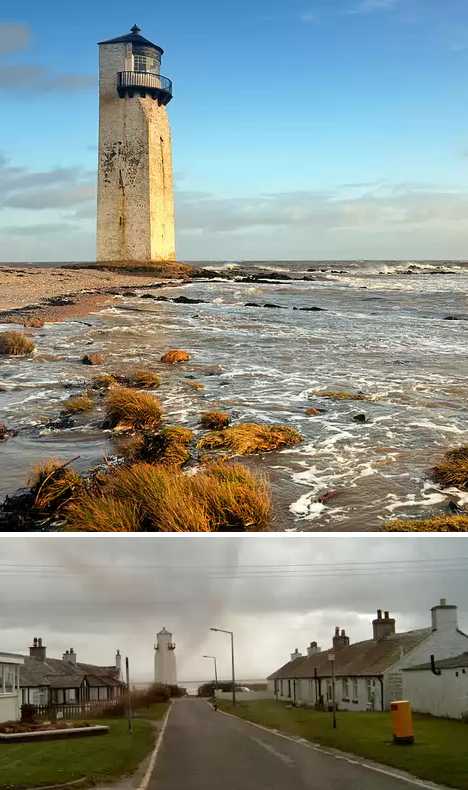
[0,265,190,325]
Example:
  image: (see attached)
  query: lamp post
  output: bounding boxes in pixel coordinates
[202,655,218,694]
[328,652,336,729]
[210,628,236,706]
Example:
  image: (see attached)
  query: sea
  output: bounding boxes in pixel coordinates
[1,259,467,531]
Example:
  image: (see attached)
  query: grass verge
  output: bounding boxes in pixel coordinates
[0,717,155,789]
[218,700,468,789]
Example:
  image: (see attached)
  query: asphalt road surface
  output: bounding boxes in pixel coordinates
[149,698,427,790]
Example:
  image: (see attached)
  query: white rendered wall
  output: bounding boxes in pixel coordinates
[403,669,468,719]
[0,693,20,723]
[97,43,175,262]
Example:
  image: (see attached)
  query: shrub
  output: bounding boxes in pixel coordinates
[432,446,468,490]
[385,514,468,532]
[61,394,94,415]
[29,460,83,513]
[124,369,161,389]
[160,349,190,364]
[313,390,368,401]
[197,422,303,456]
[117,427,193,467]
[0,331,35,356]
[104,387,163,431]
[200,411,231,430]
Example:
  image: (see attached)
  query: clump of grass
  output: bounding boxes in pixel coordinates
[431,446,468,490]
[160,349,190,364]
[197,422,303,456]
[0,331,35,356]
[82,353,105,366]
[200,411,231,430]
[61,394,94,415]
[63,461,271,532]
[117,427,193,467]
[124,369,161,389]
[91,373,117,390]
[188,381,204,391]
[104,387,163,431]
[29,459,83,513]
[385,514,468,532]
[305,407,322,416]
[313,390,368,401]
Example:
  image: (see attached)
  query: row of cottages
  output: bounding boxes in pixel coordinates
[19,638,125,710]
[268,599,468,716]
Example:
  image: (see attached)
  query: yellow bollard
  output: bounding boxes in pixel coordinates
[390,700,414,745]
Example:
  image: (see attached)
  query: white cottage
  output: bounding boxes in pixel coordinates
[268,599,468,712]
[0,652,24,722]
[403,652,468,719]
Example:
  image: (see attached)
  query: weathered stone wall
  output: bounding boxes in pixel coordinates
[96,42,176,262]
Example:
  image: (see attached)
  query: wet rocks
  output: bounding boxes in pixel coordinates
[160,349,191,364]
[352,413,367,424]
[293,306,326,312]
[0,422,18,441]
[82,353,105,366]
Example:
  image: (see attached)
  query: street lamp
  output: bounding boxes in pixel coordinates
[328,652,337,729]
[210,628,236,706]
[202,655,218,694]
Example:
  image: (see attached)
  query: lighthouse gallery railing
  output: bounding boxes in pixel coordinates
[117,71,172,98]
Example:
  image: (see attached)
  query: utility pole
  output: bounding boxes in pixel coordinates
[210,628,236,706]
[125,657,133,734]
[328,652,337,729]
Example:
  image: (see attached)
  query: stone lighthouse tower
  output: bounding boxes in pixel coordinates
[96,25,176,264]
[154,627,177,686]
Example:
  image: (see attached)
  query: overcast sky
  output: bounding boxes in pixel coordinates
[2,1,468,260]
[1,536,467,684]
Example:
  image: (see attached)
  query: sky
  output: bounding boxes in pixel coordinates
[1,0,468,261]
[1,535,468,683]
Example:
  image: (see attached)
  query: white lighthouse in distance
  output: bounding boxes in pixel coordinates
[154,627,177,686]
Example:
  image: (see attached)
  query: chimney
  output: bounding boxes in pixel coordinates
[307,641,321,657]
[115,649,122,676]
[372,610,396,641]
[431,599,458,632]
[62,647,77,665]
[332,627,350,650]
[29,637,47,661]
[290,648,303,661]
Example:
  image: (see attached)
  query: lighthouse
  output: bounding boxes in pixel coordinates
[96,25,176,264]
[154,627,177,686]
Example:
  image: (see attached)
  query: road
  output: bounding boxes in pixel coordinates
[148,698,427,790]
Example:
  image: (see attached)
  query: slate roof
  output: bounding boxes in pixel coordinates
[268,628,431,680]
[403,652,468,672]
[20,656,123,689]
[98,27,163,55]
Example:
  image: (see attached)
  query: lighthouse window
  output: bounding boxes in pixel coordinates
[134,54,157,74]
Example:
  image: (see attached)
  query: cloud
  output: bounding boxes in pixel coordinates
[0,23,30,55]
[0,536,467,681]
[348,0,399,14]
[0,23,93,94]
[0,156,95,211]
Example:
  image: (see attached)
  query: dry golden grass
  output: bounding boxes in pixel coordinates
[29,459,83,513]
[62,460,270,532]
[124,369,161,389]
[61,394,94,415]
[305,407,322,416]
[385,514,468,532]
[0,331,35,356]
[188,381,204,391]
[313,390,368,401]
[117,427,193,467]
[200,411,231,430]
[197,422,303,456]
[104,387,163,431]
[64,493,141,532]
[160,349,190,364]
[91,373,117,390]
[431,446,468,490]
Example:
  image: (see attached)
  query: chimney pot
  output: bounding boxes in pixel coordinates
[440,598,447,606]
[384,611,389,619]
[377,609,382,620]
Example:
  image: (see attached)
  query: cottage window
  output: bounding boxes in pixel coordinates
[342,678,349,699]
[0,663,17,694]
[352,678,358,700]
[65,688,77,703]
